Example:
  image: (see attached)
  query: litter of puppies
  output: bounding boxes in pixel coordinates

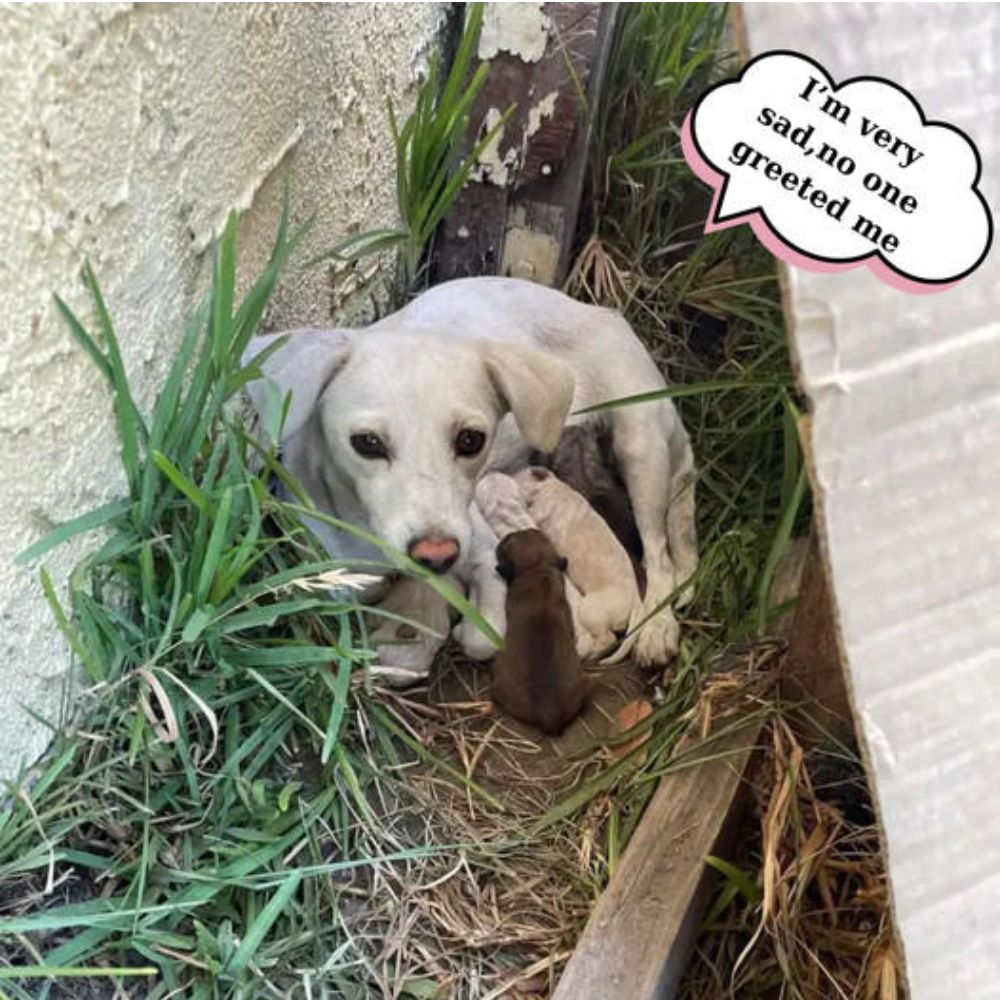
[469,424,644,735]
[364,422,646,736]
[515,465,640,660]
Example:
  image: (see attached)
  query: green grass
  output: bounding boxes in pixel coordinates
[0,198,501,999]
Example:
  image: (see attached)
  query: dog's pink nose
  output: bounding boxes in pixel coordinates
[408,536,459,573]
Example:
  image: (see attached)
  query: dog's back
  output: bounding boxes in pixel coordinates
[493,530,590,736]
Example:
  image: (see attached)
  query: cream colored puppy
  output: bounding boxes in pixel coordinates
[475,471,603,660]
[515,466,640,658]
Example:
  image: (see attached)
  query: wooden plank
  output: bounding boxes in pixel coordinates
[553,719,763,1000]
[501,3,617,286]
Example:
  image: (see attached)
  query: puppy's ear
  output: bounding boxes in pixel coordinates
[555,556,569,573]
[241,329,352,442]
[496,561,516,583]
[481,343,574,453]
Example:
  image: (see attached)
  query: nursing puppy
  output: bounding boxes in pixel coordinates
[475,471,602,660]
[474,470,537,539]
[535,421,643,562]
[492,529,590,736]
[515,466,640,659]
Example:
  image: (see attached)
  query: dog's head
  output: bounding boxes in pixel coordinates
[513,465,559,505]
[243,329,574,573]
[474,471,537,539]
[495,528,568,582]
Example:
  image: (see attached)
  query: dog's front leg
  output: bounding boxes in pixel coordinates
[608,403,695,665]
[366,575,451,685]
[452,504,507,661]
[454,564,507,661]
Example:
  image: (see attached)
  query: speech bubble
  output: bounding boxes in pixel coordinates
[682,50,993,292]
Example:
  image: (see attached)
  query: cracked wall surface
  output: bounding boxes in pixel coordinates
[0,2,445,776]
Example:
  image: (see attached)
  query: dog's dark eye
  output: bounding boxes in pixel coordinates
[350,432,389,460]
[455,428,486,457]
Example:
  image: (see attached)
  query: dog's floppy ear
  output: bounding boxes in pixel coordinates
[241,329,351,442]
[481,344,574,453]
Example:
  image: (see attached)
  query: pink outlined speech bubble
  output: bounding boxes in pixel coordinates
[682,51,993,293]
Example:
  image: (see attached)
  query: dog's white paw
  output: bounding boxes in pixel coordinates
[453,620,501,662]
[601,601,680,666]
[629,607,680,665]
[368,621,443,684]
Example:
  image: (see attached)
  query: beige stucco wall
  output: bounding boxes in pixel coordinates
[0,2,445,777]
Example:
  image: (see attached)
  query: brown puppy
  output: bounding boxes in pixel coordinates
[492,529,591,736]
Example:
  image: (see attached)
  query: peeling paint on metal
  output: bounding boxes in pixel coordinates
[525,89,559,139]
[478,3,550,63]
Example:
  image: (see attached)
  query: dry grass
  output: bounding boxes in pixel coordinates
[678,716,903,1000]
[323,641,787,999]
[330,650,644,997]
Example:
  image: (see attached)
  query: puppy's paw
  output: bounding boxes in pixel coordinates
[573,626,598,661]
[453,620,501,662]
[579,627,617,662]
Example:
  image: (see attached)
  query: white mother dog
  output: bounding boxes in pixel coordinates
[242,277,696,673]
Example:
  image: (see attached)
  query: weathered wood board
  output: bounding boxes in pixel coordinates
[781,527,853,742]
[436,2,617,287]
[552,720,763,1000]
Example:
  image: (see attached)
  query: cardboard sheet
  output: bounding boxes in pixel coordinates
[739,5,1000,996]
